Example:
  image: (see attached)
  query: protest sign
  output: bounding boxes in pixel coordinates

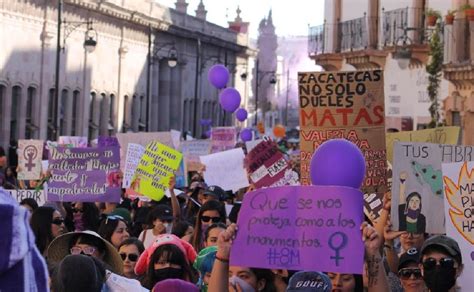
[391,142,474,234]
[442,161,474,289]
[131,142,183,201]
[200,148,249,192]
[175,160,188,188]
[171,129,181,149]
[230,185,364,273]
[298,70,387,219]
[58,136,88,148]
[18,140,44,180]
[122,143,145,189]
[116,131,174,170]
[98,136,120,147]
[180,140,211,172]
[386,126,460,163]
[6,189,46,206]
[47,146,121,202]
[246,139,262,152]
[210,127,236,153]
[245,140,299,188]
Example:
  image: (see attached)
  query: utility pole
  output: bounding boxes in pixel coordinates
[285,68,290,125]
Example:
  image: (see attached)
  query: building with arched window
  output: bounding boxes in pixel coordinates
[0,0,254,150]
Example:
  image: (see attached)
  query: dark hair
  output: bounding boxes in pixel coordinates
[172,220,192,238]
[191,200,226,252]
[142,244,195,289]
[69,234,107,256]
[97,216,128,246]
[118,237,145,254]
[81,203,100,232]
[422,245,462,266]
[204,223,227,242]
[20,198,39,211]
[146,204,172,227]
[52,255,106,292]
[30,206,56,254]
[250,268,276,292]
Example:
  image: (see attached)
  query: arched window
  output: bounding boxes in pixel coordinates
[88,92,99,141]
[11,86,22,142]
[131,95,139,132]
[60,89,69,135]
[122,95,130,132]
[47,88,55,141]
[0,85,5,135]
[25,86,37,139]
[100,93,108,136]
[71,90,80,136]
[139,95,146,131]
[108,94,115,135]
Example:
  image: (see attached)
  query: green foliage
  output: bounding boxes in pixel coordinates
[426,23,444,128]
[461,4,473,11]
[425,8,441,18]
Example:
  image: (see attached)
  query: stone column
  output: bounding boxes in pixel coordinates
[158,61,171,131]
[170,65,180,130]
[151,60,160,131]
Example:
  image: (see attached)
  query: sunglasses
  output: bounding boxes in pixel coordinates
[70,246,96,256]
[201,216,221,223]
[52,218,64,226]
[398,268,422,279]
[105,215,124,225]
[422,257,455,270]
[72,208,83,213]
[120,253,139,262]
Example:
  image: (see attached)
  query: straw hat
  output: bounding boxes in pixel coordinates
[47,230,123,275]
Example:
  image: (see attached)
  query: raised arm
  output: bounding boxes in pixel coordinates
[361,222,390,292]
[168,175,181,220]
[208,223,237,292]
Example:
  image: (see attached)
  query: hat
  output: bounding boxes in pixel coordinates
[109,208,132,225]
[47,230,124,274]
[420,235,462,264]
[287,271,332,292]
[0,188,49,291]
[398,248,421,270]
[134,234,197,276]
[152,205,174,221]
[193,246,217,274]
[203,185,226,201]
[152,279,199,292]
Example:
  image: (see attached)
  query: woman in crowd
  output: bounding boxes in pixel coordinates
[71,202,100,232]
[397,248,425,292]
[139,204,175,248]
[118,237,145,280]
[327,273,363,292]
[98,215,130,249]
[30,206,66,255]
[172,220,195,239]
[204,222,226,248]
[194,246,217,292]
[20,198,38,212]
[52,254,106,292]
[188,200,227,252]
[3,166,18,189]
[135,234,197,289]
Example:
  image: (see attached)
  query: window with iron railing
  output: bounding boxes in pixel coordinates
[308,24,325,55]
[339,16,368,52]
[381,7,427,47]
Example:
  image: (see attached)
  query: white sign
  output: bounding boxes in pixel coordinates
[200,148,249,192]
[122,143,145,188]
[18,140,44,180]
[6,189,46,206]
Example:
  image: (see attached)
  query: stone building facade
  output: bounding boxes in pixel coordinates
[0,0,252,150]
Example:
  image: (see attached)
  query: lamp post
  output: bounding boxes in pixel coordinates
[54,0,97,140]
[253,59,277,126]
[146,28,178,131]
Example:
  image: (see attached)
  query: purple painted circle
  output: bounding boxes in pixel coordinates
[310,139,366,188]
[208,64,229,89]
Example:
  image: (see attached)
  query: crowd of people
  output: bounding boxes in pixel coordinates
[0,139,466,292]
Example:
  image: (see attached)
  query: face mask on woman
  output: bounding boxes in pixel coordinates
[163,222,173,234]
[153,267,184,283]
[423,265,457,292]
[229,276,256,292]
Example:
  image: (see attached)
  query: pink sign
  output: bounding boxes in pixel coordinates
[230,186,364,274]
[211,127,236,153]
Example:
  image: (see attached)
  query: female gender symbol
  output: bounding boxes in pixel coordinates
[328,232,348,266]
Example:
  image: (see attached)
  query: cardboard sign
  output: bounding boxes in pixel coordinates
[122,143,145,189]
[391,142,474,234]
[211,127,237,153]
[245,140,299,188]
[131,142,183,201]
[47,146,121,202]
[230,186,364,274]
[7,189,46,206]
[298,70,387,219]
[180,140,212,172]
[442,161,474,289]
[386,126,460,163]
[116,131,174,170]
[200,148,249,192]
[18,140,44,180]
[58,136,88,148]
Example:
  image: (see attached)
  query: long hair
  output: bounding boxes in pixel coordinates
[52,255,106,292]
[404,192,422,214]
[30,206,56,254]
[82,203,100,232]
[97,216,127,246]
[250,268,276,292]
[142,244,195,289]
[191,200,226,252]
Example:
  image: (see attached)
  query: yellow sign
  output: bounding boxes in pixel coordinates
[386,127,460,163]
[131,141,183,201]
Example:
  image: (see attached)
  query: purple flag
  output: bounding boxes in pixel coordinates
[47,146,121,202]
[230,185,364,274]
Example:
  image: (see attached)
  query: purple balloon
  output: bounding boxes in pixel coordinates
[240,128,253,142]
[219,88,241,113]
[205,130,211,138]
[235,108,248,122]
[208,64,229,89]
[310,139,366,188]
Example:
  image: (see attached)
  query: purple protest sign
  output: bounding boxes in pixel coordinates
[47,146,121,202]
[98,136,120,147]
[230,185,364,274]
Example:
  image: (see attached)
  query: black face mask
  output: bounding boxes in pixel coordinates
[153,267,184,283]
[423,265,457,292]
